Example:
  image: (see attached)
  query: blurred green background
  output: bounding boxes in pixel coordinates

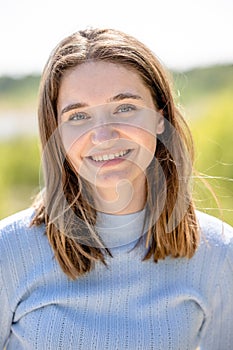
[0,64,232,225]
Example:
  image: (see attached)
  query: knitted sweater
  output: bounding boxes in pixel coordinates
[0,208,233,350]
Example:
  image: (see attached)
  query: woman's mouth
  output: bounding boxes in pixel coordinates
[87,149,132,163]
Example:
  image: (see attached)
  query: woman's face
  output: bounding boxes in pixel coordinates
[57,61,164,197]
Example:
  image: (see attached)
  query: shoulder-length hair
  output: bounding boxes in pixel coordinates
[32,28,199,279]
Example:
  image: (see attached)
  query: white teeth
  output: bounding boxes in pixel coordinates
[91,150,129,162]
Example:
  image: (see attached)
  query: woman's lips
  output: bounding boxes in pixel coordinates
[86,149,133,166]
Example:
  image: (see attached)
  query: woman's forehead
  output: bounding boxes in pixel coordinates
[57,61,154,112]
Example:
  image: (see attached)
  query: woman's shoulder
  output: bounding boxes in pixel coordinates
[0,207,45,254]
[0,208,53,284]
[196,210,233,243]
[0,207,38,234]
[195,210,233,260]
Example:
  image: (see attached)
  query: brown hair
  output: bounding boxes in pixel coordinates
[32,28,199,279]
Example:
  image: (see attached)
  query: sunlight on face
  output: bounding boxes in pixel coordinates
[57,62,164,204]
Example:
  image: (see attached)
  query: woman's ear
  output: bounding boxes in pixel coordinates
[156,110,165,135]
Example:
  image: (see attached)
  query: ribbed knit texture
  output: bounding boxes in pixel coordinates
[0,208,233,350]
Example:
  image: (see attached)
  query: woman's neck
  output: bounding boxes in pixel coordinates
[92,177,147,215]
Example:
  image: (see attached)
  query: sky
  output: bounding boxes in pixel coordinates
[0,0,233,76]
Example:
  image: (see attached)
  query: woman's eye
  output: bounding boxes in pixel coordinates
[68,112,90,122]
[115,104,137,114]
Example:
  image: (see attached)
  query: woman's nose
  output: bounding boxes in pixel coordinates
[91,124,120,145]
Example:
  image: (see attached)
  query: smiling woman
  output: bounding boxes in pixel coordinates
[0,28,233,350]
[58,61,164,212]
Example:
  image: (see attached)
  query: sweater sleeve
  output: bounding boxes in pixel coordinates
[200,223,233,349]
[0,209,34,348]
[0,259,13,348]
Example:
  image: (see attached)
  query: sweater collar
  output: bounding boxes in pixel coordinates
[96,209,148,248]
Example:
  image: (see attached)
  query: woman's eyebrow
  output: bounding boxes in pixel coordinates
[60,102,88,115]
[108,92,143,102]
[60,93,142,115]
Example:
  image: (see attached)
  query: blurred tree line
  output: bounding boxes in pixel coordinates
[0,64,232,224]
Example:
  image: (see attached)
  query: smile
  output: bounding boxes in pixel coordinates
[89,149,131,162]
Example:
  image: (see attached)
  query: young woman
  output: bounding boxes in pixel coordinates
[0,28,232,350]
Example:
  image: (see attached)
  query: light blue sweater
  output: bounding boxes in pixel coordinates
[0,208,233,350]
